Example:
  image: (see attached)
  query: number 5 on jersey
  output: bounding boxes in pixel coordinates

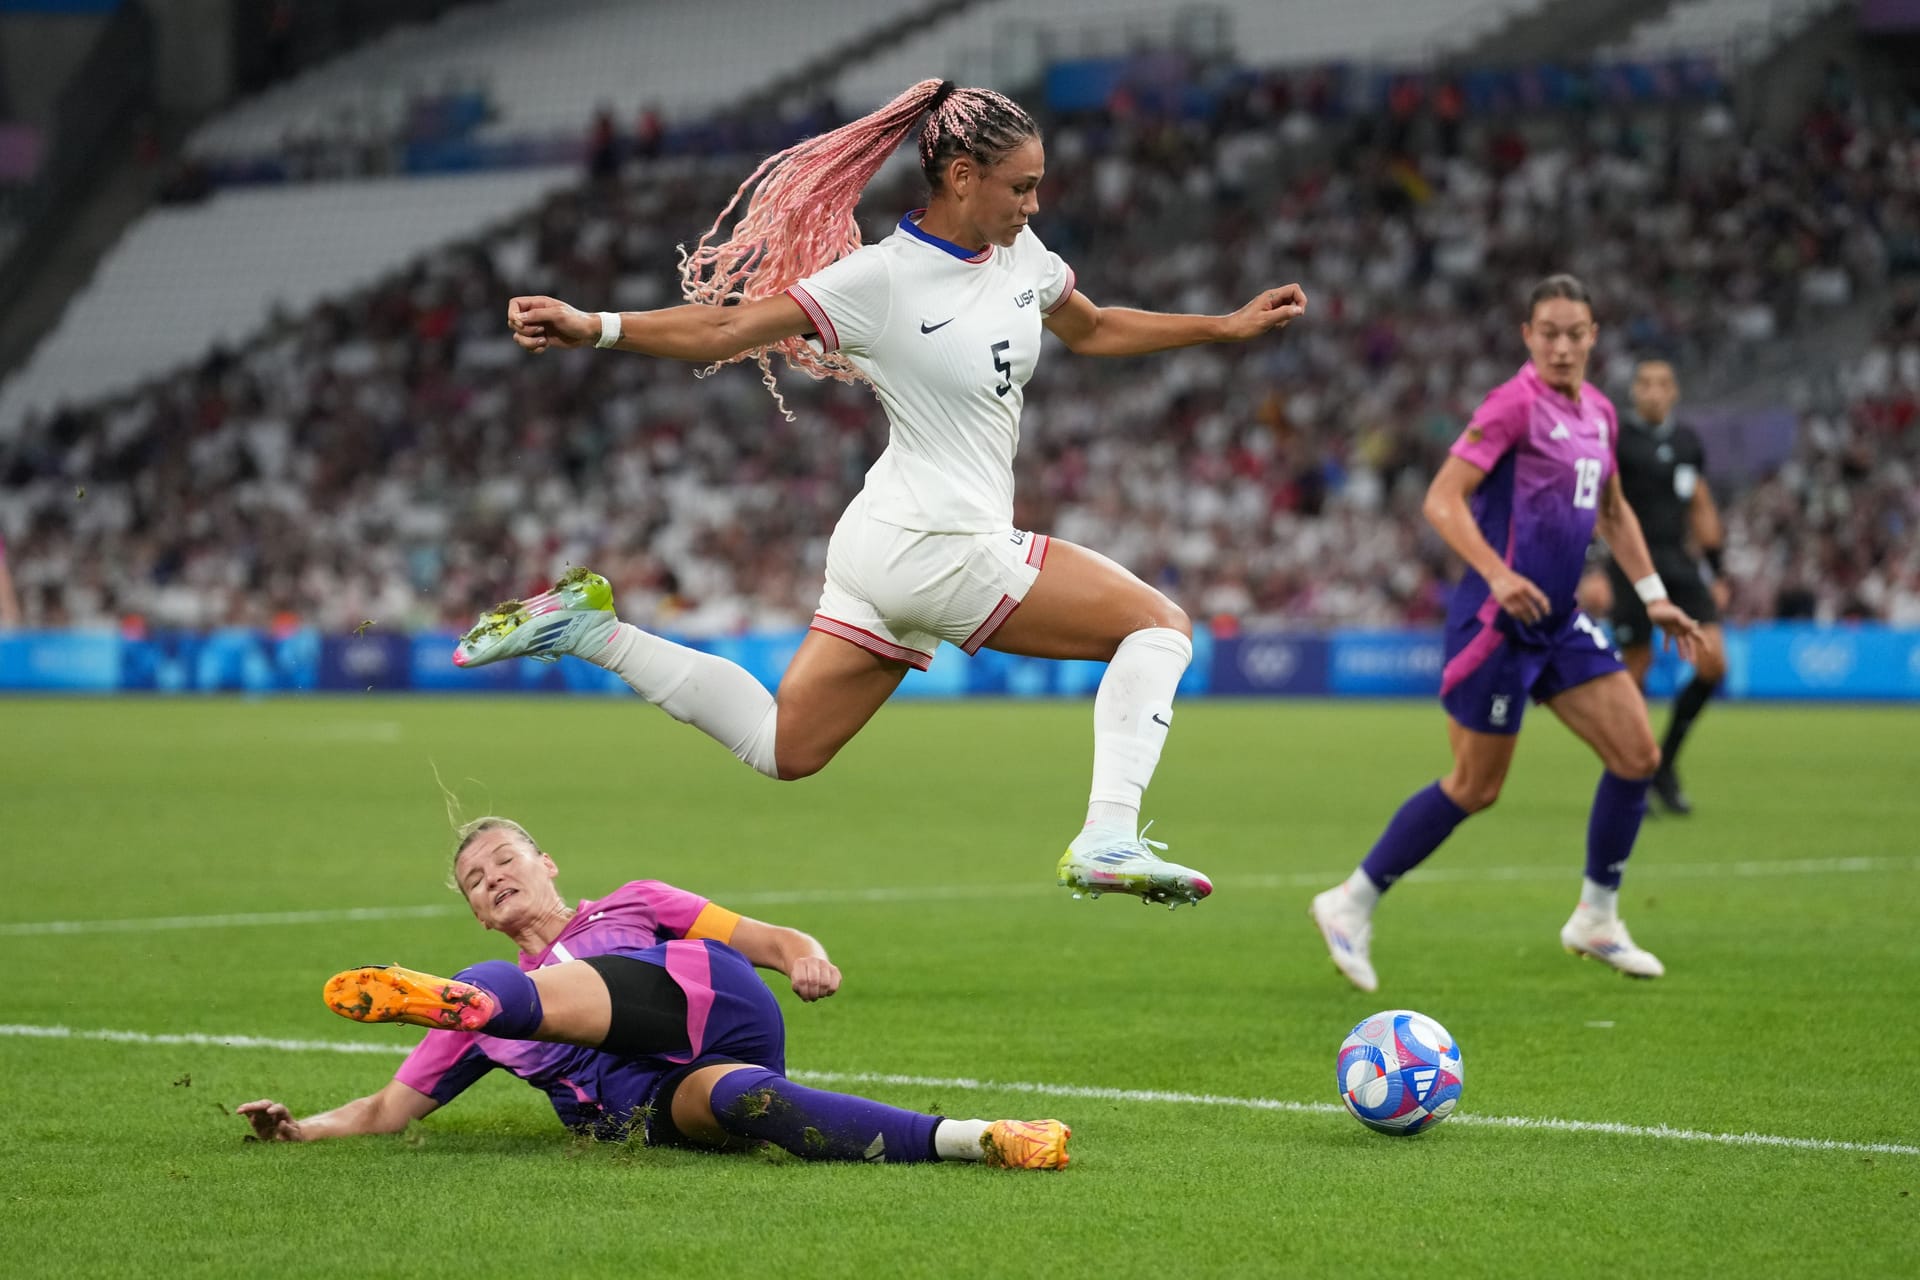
[1572,457,1602,509]
[990,340,1012,397]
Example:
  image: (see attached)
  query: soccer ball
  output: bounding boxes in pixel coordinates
[1336,1009,1464,1136]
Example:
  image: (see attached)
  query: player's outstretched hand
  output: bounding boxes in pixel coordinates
[1648,599,1703,664]
[507,296,599,353]
[788,956,841,1002]
[1221,284,1307,341]
[236,1099,304,1142]
[1489,568,1553,626]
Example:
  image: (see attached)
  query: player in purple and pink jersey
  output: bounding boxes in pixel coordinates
[1309,275,1703,991]
[236,817,1069,1169]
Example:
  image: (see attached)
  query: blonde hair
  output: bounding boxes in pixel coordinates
[447,815,541,891]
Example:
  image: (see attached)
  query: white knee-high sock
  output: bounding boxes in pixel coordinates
[587,623,780,778]
[1082,626,1193,839]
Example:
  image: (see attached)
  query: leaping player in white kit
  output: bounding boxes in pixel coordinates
[468,80,1308,907]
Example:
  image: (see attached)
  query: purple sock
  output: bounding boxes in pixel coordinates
[1586,771,1650,889]
[1359,781,1470,890]
[707,1067,941,1164]
[453,959,543,1038]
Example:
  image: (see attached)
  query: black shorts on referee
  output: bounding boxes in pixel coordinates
[1607,550,1718,650]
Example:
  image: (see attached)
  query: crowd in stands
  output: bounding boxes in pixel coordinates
[0,80,1915,636]
[1725,279,1920,625]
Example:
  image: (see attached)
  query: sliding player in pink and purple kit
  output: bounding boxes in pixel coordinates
[1309,275,1702,991]
[236,817,1068,1169]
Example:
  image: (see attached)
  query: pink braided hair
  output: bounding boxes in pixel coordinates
[678,79,1037,415]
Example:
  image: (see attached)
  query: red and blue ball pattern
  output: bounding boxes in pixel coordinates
[1336,1010,1464,1136]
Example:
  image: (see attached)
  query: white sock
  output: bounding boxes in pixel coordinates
[1580,877,1619,918]
[1080,627,1193,842]
[1343,868,1382,914]
[588,623,780,778]
[933,1118,991,1162]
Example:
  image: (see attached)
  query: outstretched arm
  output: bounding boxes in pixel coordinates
[727,917,841,1002]
[1688,475,1725,558]
[507,293,815,363]
[1596,473,1702,660]
[1043,284,1306,357]
[236,1077,439,1143]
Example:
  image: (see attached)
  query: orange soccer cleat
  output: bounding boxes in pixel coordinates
[323,965,498,1031]
[980,1119,1072,1171]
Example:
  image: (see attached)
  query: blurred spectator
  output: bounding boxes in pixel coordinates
[587,105,620,185]
[0,533,20,627]
[1,86,1915,634]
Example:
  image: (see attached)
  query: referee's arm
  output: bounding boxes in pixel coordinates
[1595,473,1661,585]
[1689,475,1726,581]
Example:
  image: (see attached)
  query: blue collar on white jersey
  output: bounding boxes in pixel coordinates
[898,210,993,263]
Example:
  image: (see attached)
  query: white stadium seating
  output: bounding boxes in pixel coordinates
[188,0,926,158]
[1608,0,1853,64]
[0,168,574,425]
[831,0,1553,108]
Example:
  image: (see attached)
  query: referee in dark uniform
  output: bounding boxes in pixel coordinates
[1607,359,1728,814]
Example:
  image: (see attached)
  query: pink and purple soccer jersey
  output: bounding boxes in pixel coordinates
[394,881,783,1139]
[1440,363,1625,735]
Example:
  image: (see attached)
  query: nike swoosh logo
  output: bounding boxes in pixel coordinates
[1151,713,1170,727]
[919,319,953,334]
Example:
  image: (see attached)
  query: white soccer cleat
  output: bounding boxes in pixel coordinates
[1310,886,1380,993]
[452,567,620,668]
[1057,825,1211,909]
[1560,908,1665,979]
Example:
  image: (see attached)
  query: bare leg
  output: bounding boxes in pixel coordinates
[1691,623,1727,684]
[987,540,1188,659]
[1622,643,1653,690]
[588,617,905,781]
[667,1062,761,1145]
[524,962,613,1045]
[769,630,910,779]
[1546,671,1661,779]
[1440,717,1520,813]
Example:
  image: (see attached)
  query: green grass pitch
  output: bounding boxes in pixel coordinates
[2,696,1916,1277]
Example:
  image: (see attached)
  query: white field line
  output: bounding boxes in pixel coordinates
[0,904,462,937]
[0,1022,406,1056]
[4,855,1915,938]
[3,1022,1914,1158]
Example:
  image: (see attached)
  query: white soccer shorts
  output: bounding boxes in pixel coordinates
[812,491,1051,670]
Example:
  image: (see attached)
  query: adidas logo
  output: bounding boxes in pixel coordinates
[1550,422,1572,440]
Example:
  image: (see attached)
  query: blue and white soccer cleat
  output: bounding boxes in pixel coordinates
[1560,907,1665,978]
[1057,824,1212,909]
[453,567,620,669]
[1310,885,1380,993]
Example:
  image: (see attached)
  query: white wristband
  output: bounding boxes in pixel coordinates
[1633,573,1669,604]
[595,311,622,349]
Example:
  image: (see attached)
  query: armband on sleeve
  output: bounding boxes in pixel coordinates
[684,902,742,945]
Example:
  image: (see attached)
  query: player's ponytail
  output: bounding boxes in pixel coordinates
[679,79,1037,414]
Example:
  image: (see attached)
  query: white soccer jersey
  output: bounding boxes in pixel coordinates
[787,213,1076,533]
